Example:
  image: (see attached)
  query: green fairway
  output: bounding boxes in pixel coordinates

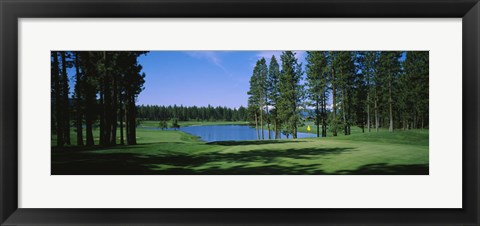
[52,124,429,175]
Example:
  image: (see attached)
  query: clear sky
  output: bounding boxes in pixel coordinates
[66,51,405,109]
[136,51,306,109]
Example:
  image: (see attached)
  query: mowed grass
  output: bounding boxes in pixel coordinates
[52,122,429,175]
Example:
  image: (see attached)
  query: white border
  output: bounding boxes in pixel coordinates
[18,19,462,208]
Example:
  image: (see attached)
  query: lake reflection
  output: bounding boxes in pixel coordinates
[178,125,318,142]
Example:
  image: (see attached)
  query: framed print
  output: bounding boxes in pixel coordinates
[1,0,479,225]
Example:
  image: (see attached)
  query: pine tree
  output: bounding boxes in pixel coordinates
[352,51,368,133]
[257,58,268,140]
[327,51,339,136]
[80,51,98,146]
[335,51,355,135]
[403,51,429,129]
[60,52,71,145]
[247,61,261,140]
[377,51,402,132]
[73,52,84,146]
[278,51,304,139]
[267,55,281,139]
[52,51,64,147]
[306,51,329,137]
[54,51,148,148]
[360,51,378,132]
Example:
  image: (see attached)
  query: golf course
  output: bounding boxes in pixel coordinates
[51,51,429,175]
[51,121,428,175]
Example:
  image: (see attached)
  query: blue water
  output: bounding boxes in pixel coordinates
[154,125,318,142]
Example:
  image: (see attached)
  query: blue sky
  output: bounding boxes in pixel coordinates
[65,51,405,109]
[137,51,306,108]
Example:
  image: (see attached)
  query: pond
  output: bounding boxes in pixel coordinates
[177,125,318,142]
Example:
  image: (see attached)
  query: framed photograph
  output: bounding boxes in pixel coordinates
[1,0,479,225]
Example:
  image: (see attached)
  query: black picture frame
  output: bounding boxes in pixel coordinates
[1,0,479,225]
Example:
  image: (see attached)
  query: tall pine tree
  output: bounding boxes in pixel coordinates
[278,51,304,139]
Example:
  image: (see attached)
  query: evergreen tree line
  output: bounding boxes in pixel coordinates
[247,51,429,140]
[137,105,249,122]
[51,51,148,148]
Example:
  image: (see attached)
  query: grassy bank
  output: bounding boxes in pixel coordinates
[51,120,250,146]
[52,124,429,175]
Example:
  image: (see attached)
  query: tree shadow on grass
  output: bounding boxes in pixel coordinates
[52,146,352,175]
[52,143,158,152]
[182,163,327,175]
[52,152,156,175]
[52,146,428,175]
[335,163,429,175]
[200,147,354,164]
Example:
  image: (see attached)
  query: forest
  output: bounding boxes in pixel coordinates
[51,51,148,148]
[137,105,249,123]
[246,51,428,139]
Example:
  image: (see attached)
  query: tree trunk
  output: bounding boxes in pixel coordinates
[265,102,271,140]
[127,95,137,145]
[125,101,130,145]
[131,95,137,145]
[99,88,105,145]
[85,86,94,147]
[273,117,277,140]
[331,65,337,136]
[413,114,417,129]
[316,100,320,138]
[74,52,83,146]
[389,79,393,132]
[260,104,264,140]
[374,90,379,133]
[103,51,112,145]
[341,87,347,135]
[110,76,118,145]
[275,119,281,139]
[322,92,327,137]
[255,113,259,140]
[347,83,351,135]
[119,99,124,145]
[53,51,64,147]
[84,53,94,147]
[60,52,70,145]
[367,93,371,133]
